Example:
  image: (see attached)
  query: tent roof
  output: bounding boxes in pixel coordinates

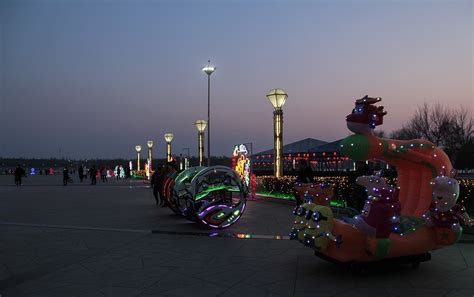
[255,138,328,155]
[308,139,344,153]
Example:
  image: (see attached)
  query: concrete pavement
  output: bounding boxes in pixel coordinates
[0,175,473,297]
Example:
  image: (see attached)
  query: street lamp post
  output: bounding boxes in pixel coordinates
[266,88,288,178]
[135,145,142,171]
[202,60,215,166]
[147,140,153,171]
[164,133,174,162]
[195,120,207,166]
[182,148,190,170]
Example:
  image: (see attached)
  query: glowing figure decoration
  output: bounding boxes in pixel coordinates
[119,165,125,179]
[290,199,317,241]
[232,144,251,187]
[353,187,401,238]
[424,176,473,236]
[302,205,342,251]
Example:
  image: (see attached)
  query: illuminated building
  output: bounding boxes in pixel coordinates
[251,138,356,173]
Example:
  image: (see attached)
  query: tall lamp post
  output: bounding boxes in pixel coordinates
[195,120,207,166]
[135,145,142,171]
[266,88,288,178]
[164,133,174,162]
[202,60,216,166]
[181,148,190,170]
[147,140,153,171]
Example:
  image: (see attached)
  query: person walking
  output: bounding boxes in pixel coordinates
[152,166,163,205]
[78,165,84,182]
[89,166,97,185]
[294,159,315,205]
[62,167,69,186]
[100,167,107,182]
[14,164,25,186]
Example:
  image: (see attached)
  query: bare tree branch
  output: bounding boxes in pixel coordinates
[390,103,473,164]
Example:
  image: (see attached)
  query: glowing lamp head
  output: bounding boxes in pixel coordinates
[135,145,142,153]
[202,60,216,75]
[195,120,207,133]
[266,88,288,110]
[164,133,174,143]
[147,140,154,148]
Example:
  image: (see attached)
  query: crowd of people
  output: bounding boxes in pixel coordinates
[8,164,132,186]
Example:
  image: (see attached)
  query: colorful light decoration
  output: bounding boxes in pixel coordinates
[253,150,354,172]
[232,144,251,187]
[266,88,287,178]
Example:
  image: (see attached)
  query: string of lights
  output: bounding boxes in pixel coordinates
[256,175,474,214]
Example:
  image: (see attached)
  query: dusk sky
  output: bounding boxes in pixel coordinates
[1,0,472,159]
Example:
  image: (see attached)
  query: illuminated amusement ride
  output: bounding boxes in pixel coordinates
[157,142,257,229]
[290,96,472,269]
[161,165,248,228]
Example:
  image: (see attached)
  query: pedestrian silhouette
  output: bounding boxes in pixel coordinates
[63,167,69,186]
[89,166,97,185]
[14,164,25,186]
[101,167,107,182]
[78,165,84,182]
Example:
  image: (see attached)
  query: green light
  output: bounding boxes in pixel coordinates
[195,185,240,200]
[233,210,240,216]
[216,212,225,218]
[330,200,346,207]
[257,191,294,200]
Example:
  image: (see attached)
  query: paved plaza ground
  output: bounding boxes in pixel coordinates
[0,175,473,297]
